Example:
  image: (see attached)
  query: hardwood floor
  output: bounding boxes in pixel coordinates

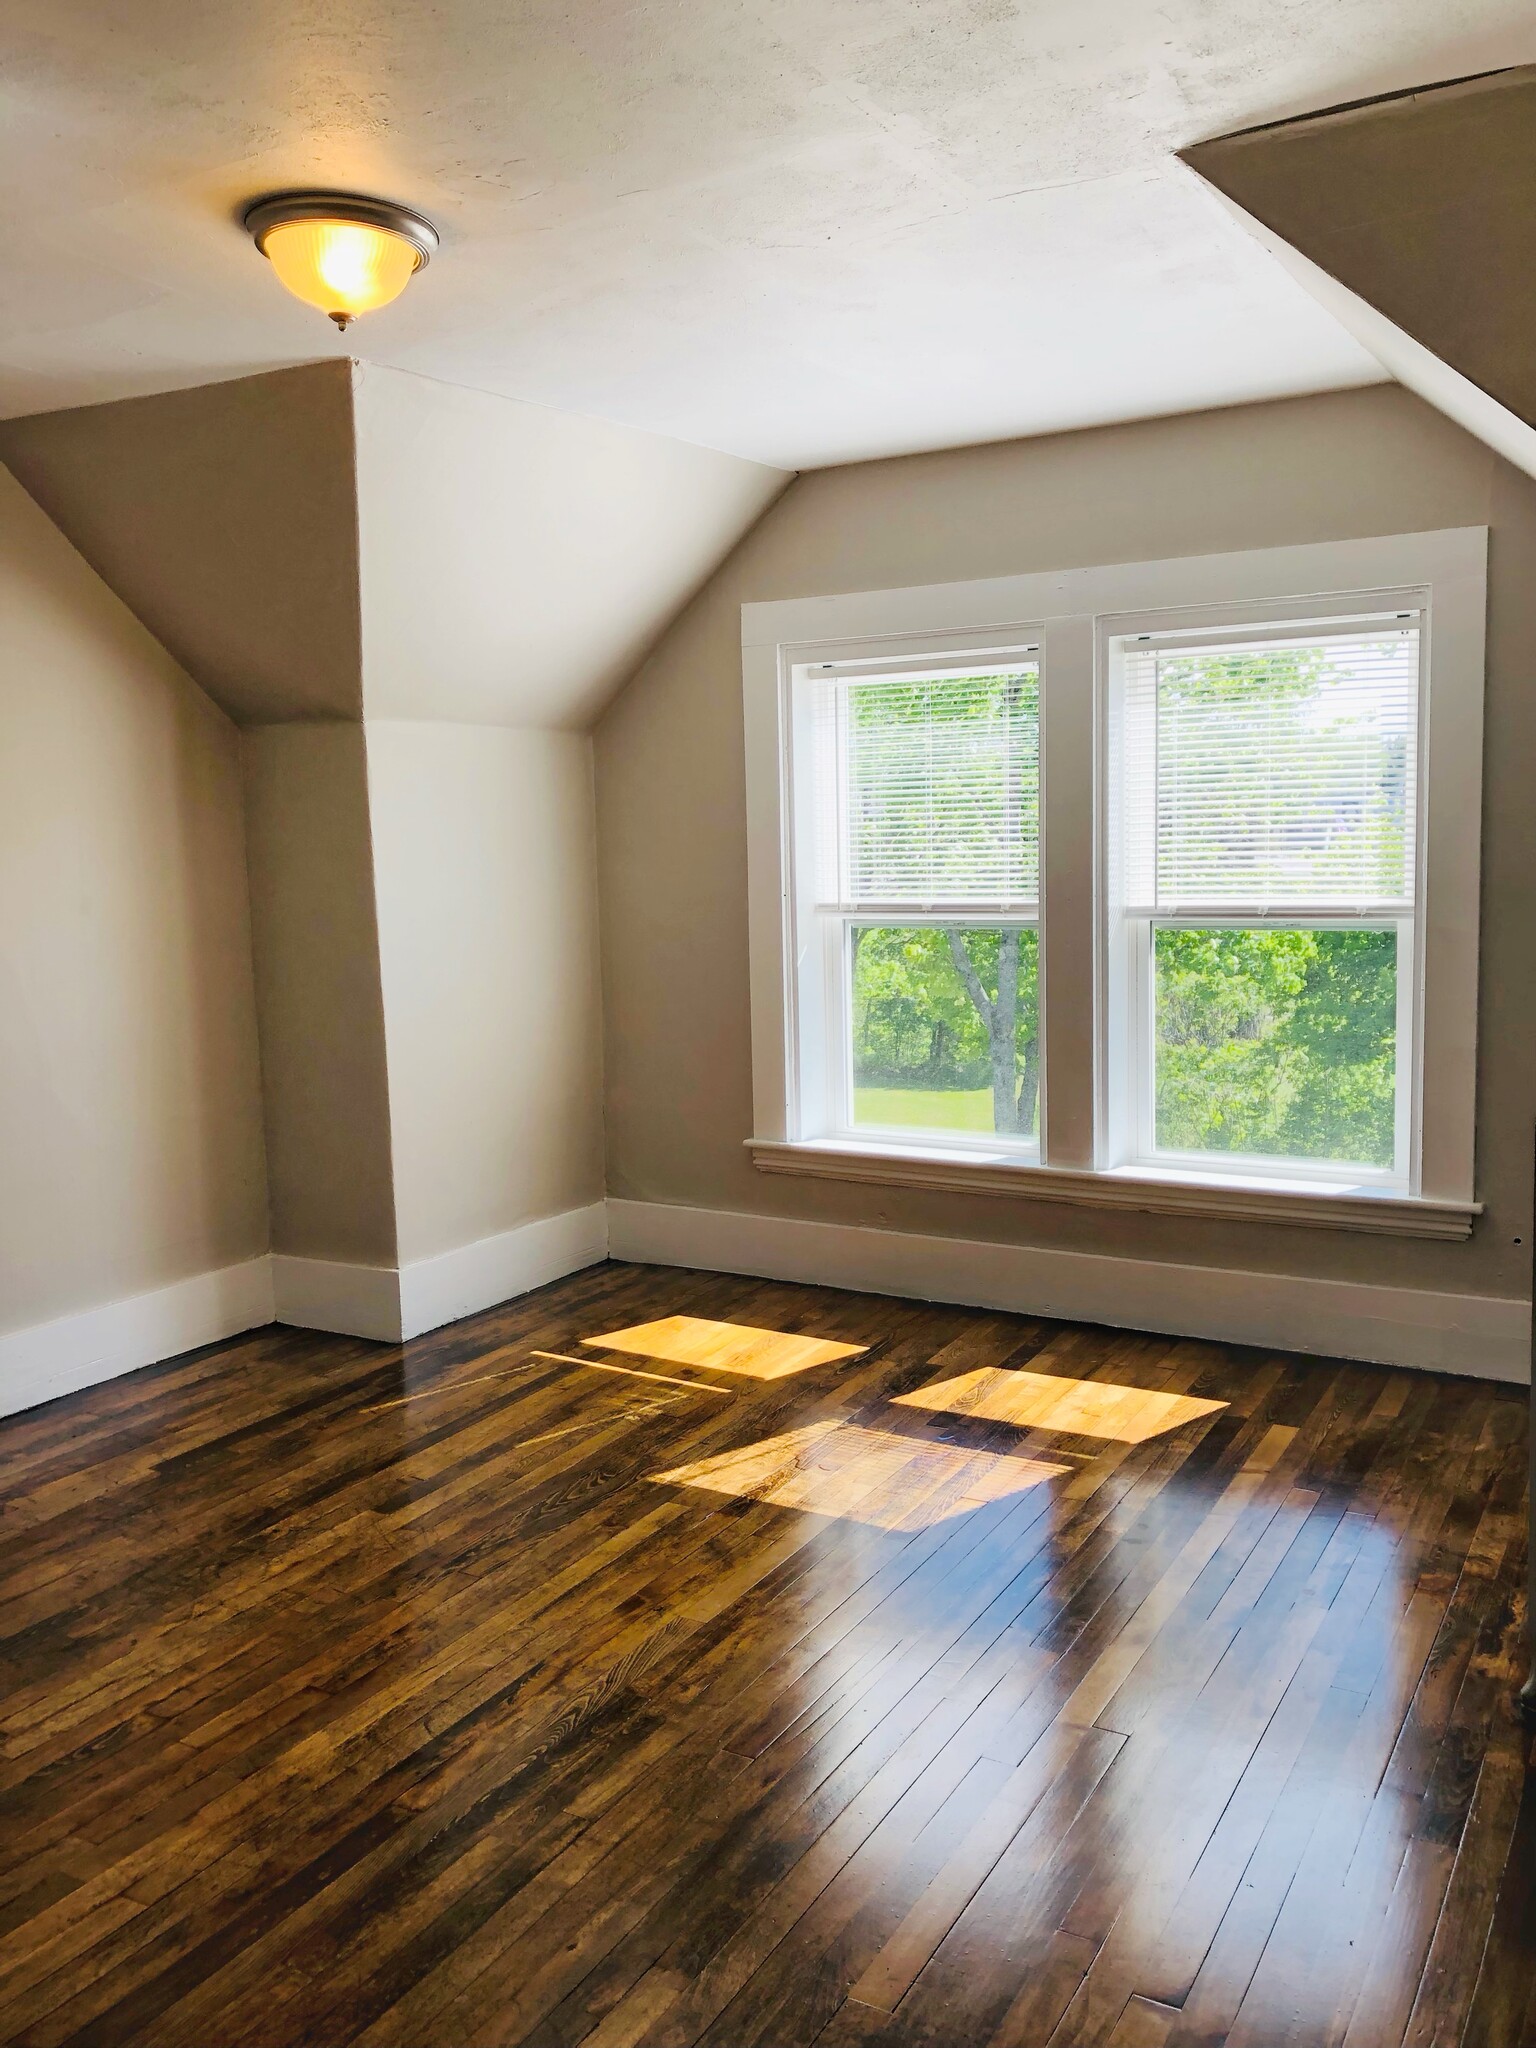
[0,1259,1530,2047]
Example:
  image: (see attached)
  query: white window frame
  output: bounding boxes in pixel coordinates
[1101,596,1425,1193]
[787,631,1046,1160]
[742,529,1487,1240]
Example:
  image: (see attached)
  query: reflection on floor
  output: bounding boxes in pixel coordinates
[0,1264,1528,2048]
[894,1363,1228,1442]
[654,1418,1069,1530]
[584,1313,867,1378]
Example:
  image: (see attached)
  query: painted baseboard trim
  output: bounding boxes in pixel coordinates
[271,1202,613,1346]
[0,1258,275,1420]
[270,1254,404,1344]
[398,1203,610,1340]
[0,1204,615,1419]
[10,1196,1516,1420]
[606,1198,1531,1384]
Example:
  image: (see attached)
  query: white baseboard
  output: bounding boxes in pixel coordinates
[271,1202,612,1346]
[270,1254,404,1344]
[606,1198,1531,1384]
[0,1258,275,1420]
[8,1196,1519,1423]
[397,1203,610,1340]
[0,1203,615,1419]
[0,1204,614,1420]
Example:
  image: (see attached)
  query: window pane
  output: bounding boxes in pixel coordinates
[1125,627,1417,907]
[850,926,1039,1140]
[1152,926,1397,1169]
[821,667,1040,906]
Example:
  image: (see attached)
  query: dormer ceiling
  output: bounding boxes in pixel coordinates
[1182,66,1536,484]
[0,362,364,724]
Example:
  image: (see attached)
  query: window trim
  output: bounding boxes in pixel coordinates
[742,528,1487,1237]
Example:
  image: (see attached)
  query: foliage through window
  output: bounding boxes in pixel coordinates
[813,661,1040,1146]
[851,925,1039,1139]
[1152,926,1398,1167]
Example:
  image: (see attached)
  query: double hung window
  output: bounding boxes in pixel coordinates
[745,530,1485,1235]
[1107,614,1420,1185]
[807,652,1042,1151]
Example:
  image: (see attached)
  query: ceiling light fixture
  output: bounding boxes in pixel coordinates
[243,192,439,330]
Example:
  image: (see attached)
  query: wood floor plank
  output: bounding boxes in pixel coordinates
[1058,1378,1493,2044]
[0,1261,1527,2048]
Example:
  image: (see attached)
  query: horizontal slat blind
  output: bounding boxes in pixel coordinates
[813,666,1040,907]
[1123,623,1419,911]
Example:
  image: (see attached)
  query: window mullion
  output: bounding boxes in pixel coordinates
[1040,613,1097,1169]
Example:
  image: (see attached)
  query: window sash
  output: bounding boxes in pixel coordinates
[1118,615,1422,917]
[1104,603,1428,1194]
[1122,914,1414,1187]
[826,912,1042,1156]
[812,661,1041,912]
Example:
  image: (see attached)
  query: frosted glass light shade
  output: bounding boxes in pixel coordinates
[244,194,438,328]
[261,219,421,325]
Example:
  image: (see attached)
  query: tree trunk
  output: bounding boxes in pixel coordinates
[991,931,1020,1132]
[946,928,1021,1134]
[924,1019,949,1084]
[1016,1035,1040,1138]
[849,925,867,1059]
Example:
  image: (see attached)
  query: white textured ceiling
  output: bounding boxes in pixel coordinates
[2,0,1533,467]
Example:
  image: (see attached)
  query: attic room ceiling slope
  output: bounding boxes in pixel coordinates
[4,0,1536,466]
[0,360,787,728]
[1182,66,1536,482]
[0,362,363,724]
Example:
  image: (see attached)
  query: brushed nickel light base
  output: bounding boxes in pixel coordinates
[242,191,440,267]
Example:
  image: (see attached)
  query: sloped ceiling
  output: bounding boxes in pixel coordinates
[0,360,787,727]
[0,362,362,723]
[1182,67,1536,481]
[353,366,788,728]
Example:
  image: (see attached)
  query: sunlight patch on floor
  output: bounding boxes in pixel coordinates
[584,1315,867,1380]
[893,1367,1226,1443]
[652,1419,1068,1530]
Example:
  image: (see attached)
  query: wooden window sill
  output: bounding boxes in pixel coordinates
[747,1139,1479,1240]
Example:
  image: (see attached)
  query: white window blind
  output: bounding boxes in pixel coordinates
[1122,621,1420,911]
[813,666,1040,908]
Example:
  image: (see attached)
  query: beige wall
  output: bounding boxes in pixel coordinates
[0,465,268,1337]
[241,724,398,1267]
[595,384,1536,1300]
[353,364,789,730]
[366,722,605,1265]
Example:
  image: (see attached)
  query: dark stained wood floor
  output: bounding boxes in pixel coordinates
[0,1259,1531,2048]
